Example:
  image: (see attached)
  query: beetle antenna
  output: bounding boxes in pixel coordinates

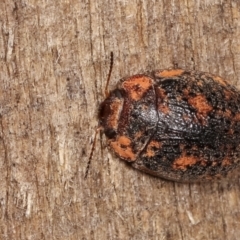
[84,127,102,179]
[85,52,113,179]
[104,52,114,97]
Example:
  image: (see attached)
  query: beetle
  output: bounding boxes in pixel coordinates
[87,54,240,182]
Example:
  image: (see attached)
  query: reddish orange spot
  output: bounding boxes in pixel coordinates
[188,95,213,116]
[173,155,198,170]
[110,136,136,161]
[222,158,231,166]
[212,75,227,86]
[149,141,162,148]
[156,69,184,78]
[122,76,152,101]
[108,99,123,129]
[145,141,162,157]
[158,104,170,114]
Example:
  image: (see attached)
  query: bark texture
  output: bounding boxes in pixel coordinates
[1,0,240,239]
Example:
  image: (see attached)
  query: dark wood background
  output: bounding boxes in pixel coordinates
[1,0,240,239]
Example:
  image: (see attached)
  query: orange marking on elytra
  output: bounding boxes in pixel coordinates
[108,99,123,129]
[145,141,162,157]
[122,76,153,101]
[173,155,198,170]
[110,136,136,161]
[156,69,184,78]
[188,95,213,116]
[212,75,227,87]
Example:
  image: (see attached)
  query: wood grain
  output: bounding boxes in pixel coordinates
[1,0,240,239]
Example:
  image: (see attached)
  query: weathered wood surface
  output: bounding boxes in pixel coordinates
[1,0,240,239]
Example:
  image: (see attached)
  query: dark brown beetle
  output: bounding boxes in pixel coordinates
[98,66,240,182]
